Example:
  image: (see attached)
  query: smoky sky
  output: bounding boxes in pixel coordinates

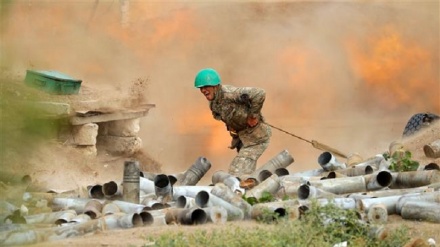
[1,1,439,180]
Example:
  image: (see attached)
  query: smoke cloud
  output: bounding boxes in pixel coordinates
[1,1,439,180]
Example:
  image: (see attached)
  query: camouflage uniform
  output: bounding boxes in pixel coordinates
[209,84,272,177]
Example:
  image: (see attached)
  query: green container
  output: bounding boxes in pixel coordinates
[24,70,82,95]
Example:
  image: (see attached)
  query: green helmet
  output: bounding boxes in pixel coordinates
[194,68,221,88]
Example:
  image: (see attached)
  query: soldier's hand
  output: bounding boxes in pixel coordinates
[229,136,243,153]
[247,116,258,128]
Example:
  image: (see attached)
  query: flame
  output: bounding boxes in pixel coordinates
[346,25,436,110]
[176,104,231,154]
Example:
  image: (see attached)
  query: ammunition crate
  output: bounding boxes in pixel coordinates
[24,70,82,95]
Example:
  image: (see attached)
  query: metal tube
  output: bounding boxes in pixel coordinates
[139,208,167,226]
[103,212,143,229]
[365,170,393,190]
[43,189,85,200]
[111,200,149,214]
[423,139,440,158]
[251,200,300,221]
[420,162,440,171]
[172,186,213,200]
[142,198,168,210]
[165,207,208,225]
[24,210,77,225]
[52,198,98,213]
[390,170,440,189]
[250,149,294,179]
[245,174,280,201]
[202,206,228,224]
[280,175,305,183]
[258,170,273,182]
[356,194,420,215]
[84,199,103,219]
[212,170,235,184]
[395,191,440,214]
[141,171,180,184]
[139,171,157,180]
[211,170,243,194]
[348,186,433,199]
[154,174,172,202]
[0,218,106,246]
[210,183,253,219]
[70,213,92,223]
[326,171,347,178]
[87,184,104,199]
[286,168,325,178]
[297,184,337,200]
[175,156,212,186]
[353,155,385,170]
[367,203,388,224]
[400,201,440,222]
[276,180,302,198]
[329,166,374,177]
[318,152,346,171]
[167,173,183,186]
[309,176,367,195]
[180,207,208,225]
[123,160,140,204]
[22,192,72,204]
[139,177,155,194]
[101,202,121,215]
[117,212,143,228]
[176,195,196,209]
[101,213,122,230]
[55,213,78,226]
[275,168,289,177]
[102,180,122,199]
[302,198,356,210]
[195,191,244,221]
[138,211,154,226]
[151,214,167,226]
[223,176,244,195]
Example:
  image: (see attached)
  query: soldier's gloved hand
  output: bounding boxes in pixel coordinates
[229,136,243,153]
[247,116,258,128]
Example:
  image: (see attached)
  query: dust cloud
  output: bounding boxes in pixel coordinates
[1,1,439,181]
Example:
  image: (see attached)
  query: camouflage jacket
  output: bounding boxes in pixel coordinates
[209,84,266,132]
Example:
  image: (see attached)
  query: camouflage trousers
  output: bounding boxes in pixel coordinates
[228,123,271,177]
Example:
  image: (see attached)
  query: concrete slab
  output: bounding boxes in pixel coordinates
[69,104,155,125]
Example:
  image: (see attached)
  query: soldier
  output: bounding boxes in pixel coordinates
[194,68,272,177]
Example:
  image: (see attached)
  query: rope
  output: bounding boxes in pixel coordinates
[266,123,313,145]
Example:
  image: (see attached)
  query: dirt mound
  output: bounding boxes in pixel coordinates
[400,120,440,166]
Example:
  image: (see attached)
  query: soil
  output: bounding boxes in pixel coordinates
[1,80,440,247]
